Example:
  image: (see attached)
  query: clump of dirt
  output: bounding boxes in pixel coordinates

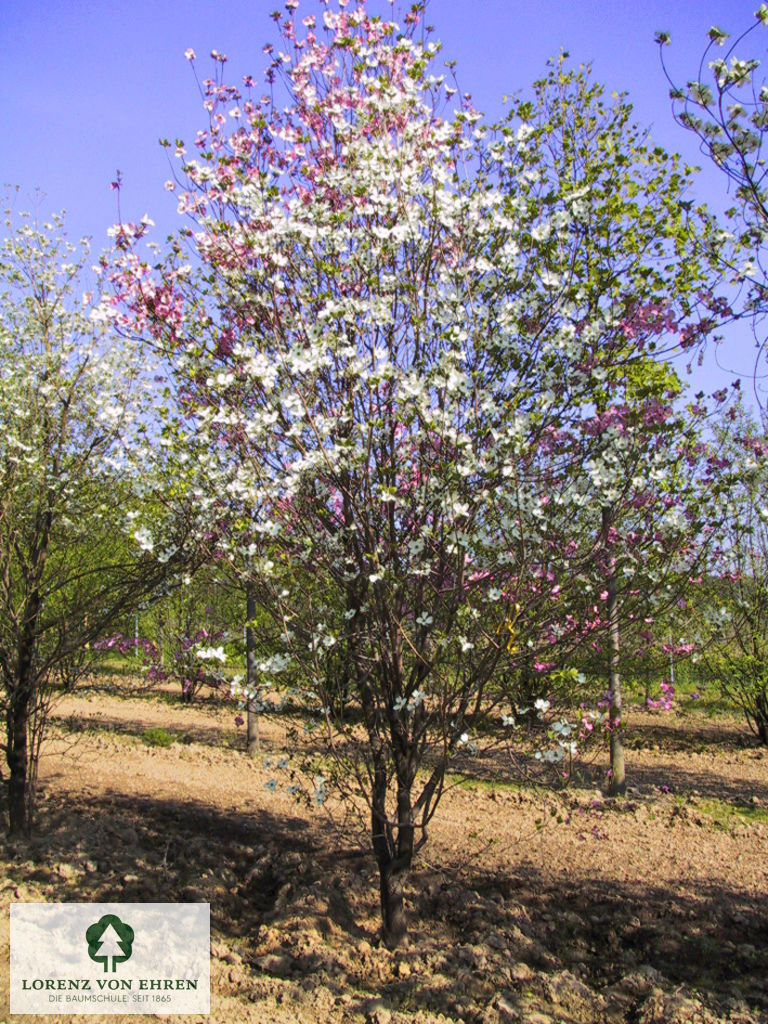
[1,684,767,1024]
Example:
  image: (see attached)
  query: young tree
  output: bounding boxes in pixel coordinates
[142,565,235,704]
[104,2,720,944]
[0,198,199,834]
[697,407,768,744]
[492,61,719,794]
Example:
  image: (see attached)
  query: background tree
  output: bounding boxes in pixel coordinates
[493,60,719,794]
[141,564,236,704]
[694,406,768,744]
[0,198,199,834]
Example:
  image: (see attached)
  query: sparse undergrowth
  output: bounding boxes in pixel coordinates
[694,796,768,830]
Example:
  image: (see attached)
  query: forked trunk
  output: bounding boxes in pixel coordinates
[370,753,415,949]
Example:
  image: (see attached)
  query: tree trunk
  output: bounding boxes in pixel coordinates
[7,689,31,834]
[245,582,259,757]
[7,604,41,835]
[600,503,626,798]
[606,570,626,796]
[753,688,768,746]
[371,755,414,949]
[377,858,408,949]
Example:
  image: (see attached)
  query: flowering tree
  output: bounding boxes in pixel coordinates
[490,61,721,794]
[696,407,768,744]
[658,8,768,399]
[0,198,200,834]
[105,2,721,944]
[139,565,235,703]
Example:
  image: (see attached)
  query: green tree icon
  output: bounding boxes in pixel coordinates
[86,915,134,972]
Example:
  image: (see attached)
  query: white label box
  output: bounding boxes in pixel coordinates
[10,903,210,1014]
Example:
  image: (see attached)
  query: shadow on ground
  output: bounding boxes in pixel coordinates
[52,709,245,751]
[2,779,765,1024]
[0,785,320,945]
[624,716,761,754]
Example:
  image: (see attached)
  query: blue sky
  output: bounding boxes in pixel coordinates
[0,0,762,397]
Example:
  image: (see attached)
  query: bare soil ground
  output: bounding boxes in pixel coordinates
[1,681,767,1024]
